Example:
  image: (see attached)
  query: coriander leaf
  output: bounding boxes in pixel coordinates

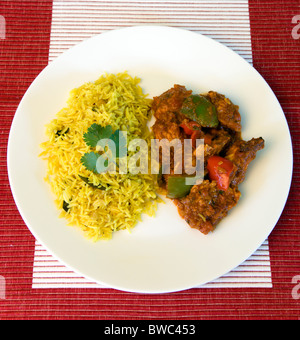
[110,130,127,158]
[81,152,99,172]
[83,123,113,148]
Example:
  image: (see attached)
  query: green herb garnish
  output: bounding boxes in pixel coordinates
[83,123,113,148]
[81,151,100,173]
[81,124,127,173]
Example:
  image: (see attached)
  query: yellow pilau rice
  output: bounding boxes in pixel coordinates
[40,72,160,241]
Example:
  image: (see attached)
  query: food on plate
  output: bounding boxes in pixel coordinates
[151,85,264,234]
[40,72,264,240]
[40,72,160,241]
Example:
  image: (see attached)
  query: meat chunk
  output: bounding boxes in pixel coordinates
[152,84,192,122]
[226,137,265,186]
[206,91,242,132]
[203,128,232,159]
[174,180,241,234]
[152,120,182,141]
[151,85,192,141]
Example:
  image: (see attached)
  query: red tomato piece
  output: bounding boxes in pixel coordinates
[180,121,201,135]
[191,129,202,148]
[207,155,234,191]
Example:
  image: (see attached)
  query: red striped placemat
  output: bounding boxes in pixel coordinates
[0,0,299,320]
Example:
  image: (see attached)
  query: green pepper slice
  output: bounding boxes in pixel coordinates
[181,94,219,127]
[166,176,193,199]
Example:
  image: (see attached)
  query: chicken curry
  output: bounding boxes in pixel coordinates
[151,85,264,235]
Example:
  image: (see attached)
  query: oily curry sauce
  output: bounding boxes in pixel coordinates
[151,85,264,234]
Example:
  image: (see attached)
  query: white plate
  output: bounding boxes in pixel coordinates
[7,26,293,293]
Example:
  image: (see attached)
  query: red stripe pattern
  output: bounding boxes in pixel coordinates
[0,0,53,310]
[249,0,300,310]
[0,0,299,319]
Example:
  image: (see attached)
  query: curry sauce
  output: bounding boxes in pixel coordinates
[151,85,264,234]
